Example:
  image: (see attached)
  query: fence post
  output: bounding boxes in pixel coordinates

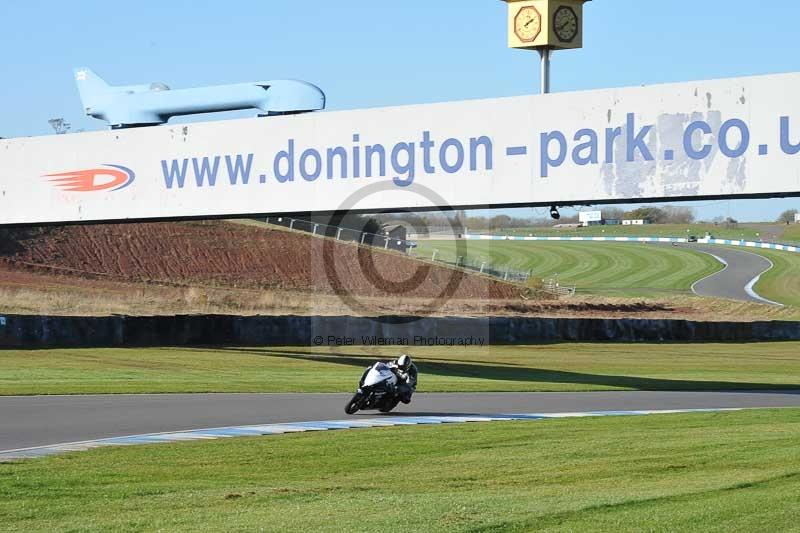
[265,217,269,224]
[313,224,318,235]
[384,238,389,249]
[336,228,342,240]
[289,219,295,230]
[432,250,438,261]
[480,261,486,274]
[360,233,367,245]
[504,269,509,281]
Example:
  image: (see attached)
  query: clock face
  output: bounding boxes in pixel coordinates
[514,6,542,43]
[553,5,579,43]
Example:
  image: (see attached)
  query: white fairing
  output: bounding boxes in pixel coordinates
[364,363,397,387]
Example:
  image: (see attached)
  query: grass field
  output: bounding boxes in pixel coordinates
[417,239,800,307]
[2,343,800,395]
[489,222,797,243]
[749,248,800,307]
[2,409,798,531]
[418,240,722,297]
[781,223,800,243]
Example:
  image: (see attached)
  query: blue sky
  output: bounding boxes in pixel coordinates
[1,0,799,221]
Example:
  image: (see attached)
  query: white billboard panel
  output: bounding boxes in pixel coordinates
[2,72,800,225]
[579,210,602,223]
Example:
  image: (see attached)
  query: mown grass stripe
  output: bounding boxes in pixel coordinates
[418,240,722,296]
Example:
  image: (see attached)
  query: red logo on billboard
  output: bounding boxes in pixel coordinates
[45,164,135,192]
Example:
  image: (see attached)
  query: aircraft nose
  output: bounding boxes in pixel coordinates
[265,80,326,112]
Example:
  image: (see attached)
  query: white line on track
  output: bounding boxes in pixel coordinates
[0,409,742,462]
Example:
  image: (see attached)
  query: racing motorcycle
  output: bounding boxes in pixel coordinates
[344,362,404,414]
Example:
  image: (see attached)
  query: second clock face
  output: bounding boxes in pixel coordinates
[553,5,579,43]
[514,6,542,43]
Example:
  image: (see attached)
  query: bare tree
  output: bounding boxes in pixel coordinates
[777,209,798,224]
[601,207,625,221]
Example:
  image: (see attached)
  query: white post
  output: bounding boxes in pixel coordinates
[336,228,342,240]
[432,250,438,261]
[289,219,295,230]
[360,233,367,245]
[480,261,486,274]
[313,224,318,235]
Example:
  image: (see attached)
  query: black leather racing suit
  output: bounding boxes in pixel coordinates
[389,362,418,404]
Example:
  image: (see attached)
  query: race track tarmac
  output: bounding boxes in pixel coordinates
[3,391,800,452]
[687,244,778,304]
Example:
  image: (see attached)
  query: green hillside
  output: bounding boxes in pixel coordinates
[417,240,721,297]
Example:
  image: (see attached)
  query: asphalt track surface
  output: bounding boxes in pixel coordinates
[3,391,800,452]
[686,244,778,304]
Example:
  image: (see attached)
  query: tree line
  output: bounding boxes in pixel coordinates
[287,205,797,234]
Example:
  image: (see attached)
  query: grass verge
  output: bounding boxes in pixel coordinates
[1,409,799,531]
[2,343,800,395]
[748,248,800,307]
[416,240,722,298]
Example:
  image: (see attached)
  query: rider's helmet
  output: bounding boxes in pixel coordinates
[397,354,412,372]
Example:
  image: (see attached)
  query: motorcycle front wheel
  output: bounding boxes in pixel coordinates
[344,393,362,415]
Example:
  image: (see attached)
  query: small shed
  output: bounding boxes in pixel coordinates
[381,224,408,252]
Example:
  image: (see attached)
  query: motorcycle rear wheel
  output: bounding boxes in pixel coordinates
[344,393,362,415]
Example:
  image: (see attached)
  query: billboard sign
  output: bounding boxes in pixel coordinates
[579,210,602,223]
[2,72,800,226]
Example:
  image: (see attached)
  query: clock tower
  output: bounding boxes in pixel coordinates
[502,0,590,50]
[500,0,591,93]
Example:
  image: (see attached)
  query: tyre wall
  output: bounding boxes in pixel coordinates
[0,314,798,348]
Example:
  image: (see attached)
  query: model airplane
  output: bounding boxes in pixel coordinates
[73,67,325,129]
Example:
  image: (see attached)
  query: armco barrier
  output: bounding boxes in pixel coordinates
[0,314,799,348]
[464,234,800,253]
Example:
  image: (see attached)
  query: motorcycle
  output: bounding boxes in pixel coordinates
[344,362,405,415]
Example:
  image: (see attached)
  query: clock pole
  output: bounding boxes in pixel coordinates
[539,48,551,94]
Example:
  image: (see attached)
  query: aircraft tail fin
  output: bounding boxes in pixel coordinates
[73,67,111,112]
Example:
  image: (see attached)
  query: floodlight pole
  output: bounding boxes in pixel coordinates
[539,48,551,94]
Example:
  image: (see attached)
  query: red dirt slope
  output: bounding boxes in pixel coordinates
[0,222,518,300]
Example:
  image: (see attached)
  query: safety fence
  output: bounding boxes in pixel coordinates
[543,278,577,297]
[424,251,533,283]
[264,216,409,252]
[262,217,571,292]
[421,251,576,297]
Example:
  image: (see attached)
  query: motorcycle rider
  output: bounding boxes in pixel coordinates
[388,354,418,404]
